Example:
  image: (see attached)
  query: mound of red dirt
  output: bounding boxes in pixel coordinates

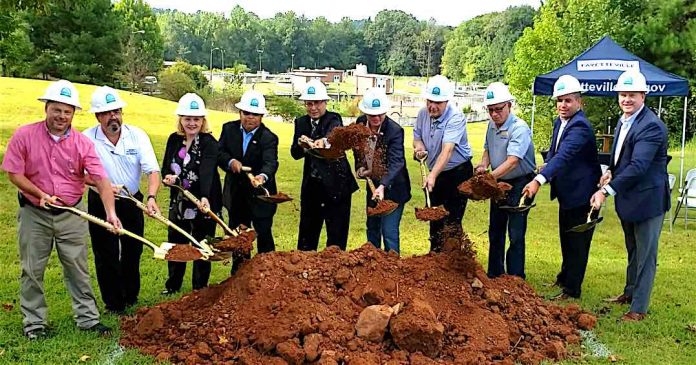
[122,235,594,365]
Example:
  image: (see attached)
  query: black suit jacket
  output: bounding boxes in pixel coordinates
[290,111,358,202]
[218,121,279,218]
[355,115,411,204]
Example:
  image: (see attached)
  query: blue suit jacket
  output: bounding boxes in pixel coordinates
[608,107,670,223]
[542,110,601,210]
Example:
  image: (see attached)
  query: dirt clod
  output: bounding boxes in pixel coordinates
[457,172,512,201]
[414,206,449,221]
[367,200,398,217]
[577,313,597,330]
[165,244,203,262]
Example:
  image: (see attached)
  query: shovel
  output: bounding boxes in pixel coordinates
[499,191,536,213]
[165,178,255,241]
[567,207,603,232]
[46,201,176,261]
[115,187,214,259]
[417,153,432,208]
[365,177,398,217]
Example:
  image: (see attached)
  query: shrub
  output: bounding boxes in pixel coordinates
[158,70,196,101]
[267,96,305,122]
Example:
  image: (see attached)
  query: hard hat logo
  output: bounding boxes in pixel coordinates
[432,87,441,95]
[556,83,565,91]
[190,101,199,110]
[486,91,494,100]
[105,94,116,103]
[307,86,316,95]
[60,88,72,97]
[624,77,633,85]
[371,99,380,108]
[250,98,259,107]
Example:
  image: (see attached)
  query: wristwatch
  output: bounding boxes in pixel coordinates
[147,195,157,202]
[601,187,610,197]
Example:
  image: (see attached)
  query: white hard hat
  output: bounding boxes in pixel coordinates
[235,90,268,115]
[615,69,648,92]
[553,75,584,98]
[175,93,207,116]
[359,88,391,115]
[422,75,453,102]
[483,82,515,106]
[299,79,330,101]
[89,86,127,113]
[38,80,82,109]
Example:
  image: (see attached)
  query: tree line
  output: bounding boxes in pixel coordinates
[1,0,694,145]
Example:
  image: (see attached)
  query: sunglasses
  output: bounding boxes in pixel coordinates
[487,105,507,114]
[241,110,262,117]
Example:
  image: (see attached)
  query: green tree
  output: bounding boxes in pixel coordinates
[505,0,626,149]
[0,11,33,77]
[442,6,534,84]
[115,0,164,90]
[158,68,195,101]
[27,0,124,83]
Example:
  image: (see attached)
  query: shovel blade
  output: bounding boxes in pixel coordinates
[499,203,536,212]
[567,217,604,232]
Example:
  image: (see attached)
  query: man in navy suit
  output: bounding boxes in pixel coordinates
[523,75,601,300]
[590,70,670,322]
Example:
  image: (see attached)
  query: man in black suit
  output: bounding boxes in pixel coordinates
[291,80,359,251]
[218,90,279,271]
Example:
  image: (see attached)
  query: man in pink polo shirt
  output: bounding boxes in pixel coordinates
[1,80,121,340]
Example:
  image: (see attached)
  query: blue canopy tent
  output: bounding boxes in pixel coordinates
[531,36,690,187]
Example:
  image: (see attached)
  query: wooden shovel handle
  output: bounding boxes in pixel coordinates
[47,203,160,252]
[418,158,431,208]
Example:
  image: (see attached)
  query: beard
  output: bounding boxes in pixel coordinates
[107,119,121,134]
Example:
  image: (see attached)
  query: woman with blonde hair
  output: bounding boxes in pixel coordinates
[160,93,222,294]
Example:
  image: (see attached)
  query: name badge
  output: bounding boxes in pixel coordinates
[499,131,509,138]
[126,148,138,155]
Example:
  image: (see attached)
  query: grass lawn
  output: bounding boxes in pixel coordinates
[0,77,695,364]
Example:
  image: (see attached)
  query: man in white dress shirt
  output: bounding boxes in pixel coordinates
[83,86,161,313]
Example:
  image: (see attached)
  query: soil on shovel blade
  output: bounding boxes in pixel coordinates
[165,244,204,262]
[415,206,450,221]
[458,172,512,201]
[212,236,254,256]
[260,192,294,204]
[121,232,595,365]
[367,200,398,217]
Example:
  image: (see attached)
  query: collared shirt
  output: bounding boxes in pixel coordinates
[604,104,645,196]
[484,113,536,180]
[2,121,107,206]
[413,103,472,170]
[241,126,258,155]
[83,124,160,194]
[613,104,644,165]
[535,116,569,186]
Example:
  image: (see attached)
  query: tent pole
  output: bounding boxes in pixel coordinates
[680,96,688,189]
[531,95,536,136]
[658,97,663,118]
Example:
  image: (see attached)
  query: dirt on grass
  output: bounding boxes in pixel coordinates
[122,231,595,365]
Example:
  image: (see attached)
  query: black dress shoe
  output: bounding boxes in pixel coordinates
[604,293,632,304]
[82,322,112,336]
[25,328,48,340]
[548,292,571,301]
[161,288,178,295]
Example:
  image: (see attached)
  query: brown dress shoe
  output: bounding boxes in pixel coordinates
[621,312,646,322]
[603,293,632,304]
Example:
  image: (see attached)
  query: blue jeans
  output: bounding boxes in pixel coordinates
[487,175,533,279]
[366,204,405,254]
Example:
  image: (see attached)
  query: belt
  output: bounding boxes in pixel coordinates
[18,193,81,215]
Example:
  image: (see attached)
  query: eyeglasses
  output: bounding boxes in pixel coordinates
[241,110,262,117]
[304,101,325,108]
[487,105,507,114]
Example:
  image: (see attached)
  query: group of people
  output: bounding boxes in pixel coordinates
[2,68,669,340]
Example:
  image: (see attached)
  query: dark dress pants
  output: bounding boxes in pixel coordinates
[87,190,144,311]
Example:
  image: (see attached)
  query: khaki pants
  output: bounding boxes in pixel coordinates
[17,203,100,333]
